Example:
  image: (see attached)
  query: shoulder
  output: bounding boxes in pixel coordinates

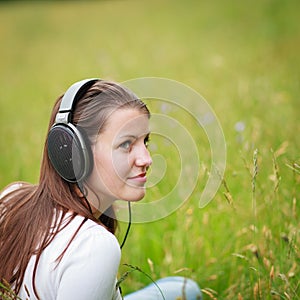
[74,216,120,254]
[27,215,122,300]
[42,215,121,281]
[65,215,120,247]
[56,215,121,263]
[54,216,121,299]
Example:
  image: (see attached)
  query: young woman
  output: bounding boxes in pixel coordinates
[0,79,202,300]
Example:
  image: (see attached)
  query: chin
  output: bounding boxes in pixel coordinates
[124,189,146,202]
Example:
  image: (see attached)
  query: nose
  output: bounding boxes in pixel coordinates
[135,144,152,168]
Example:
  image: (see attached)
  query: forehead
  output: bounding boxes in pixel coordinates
[103,108,150,136]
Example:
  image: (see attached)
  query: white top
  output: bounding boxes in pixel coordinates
[1,184,122,300]
[19,214,122,300]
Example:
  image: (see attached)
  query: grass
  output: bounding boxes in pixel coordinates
[0,280,21,300]
[0,0,299,299]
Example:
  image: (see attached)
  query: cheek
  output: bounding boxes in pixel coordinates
[93,149,130,182]
[111,152,131,178]
[91,149,111,180]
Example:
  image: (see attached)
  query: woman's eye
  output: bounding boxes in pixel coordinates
[120,140,132,150]
[144,135,150,148]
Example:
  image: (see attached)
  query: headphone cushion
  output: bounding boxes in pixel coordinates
[47,124,92,182]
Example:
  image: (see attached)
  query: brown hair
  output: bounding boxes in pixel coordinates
[0,79,149,296]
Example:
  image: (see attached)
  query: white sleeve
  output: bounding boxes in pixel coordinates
[56,227,121,300]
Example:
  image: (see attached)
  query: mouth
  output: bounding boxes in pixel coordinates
[128,172,147,183]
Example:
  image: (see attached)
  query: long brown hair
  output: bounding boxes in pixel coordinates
[0,79,150,296]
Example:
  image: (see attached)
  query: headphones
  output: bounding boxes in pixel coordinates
[47,78,99,183]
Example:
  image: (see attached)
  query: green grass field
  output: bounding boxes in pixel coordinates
[0,0,299,299]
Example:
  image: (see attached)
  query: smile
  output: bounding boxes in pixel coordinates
[128,172,147,183]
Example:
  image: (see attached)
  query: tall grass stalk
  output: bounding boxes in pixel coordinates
[117,264,166,300]
[251,149,259,220]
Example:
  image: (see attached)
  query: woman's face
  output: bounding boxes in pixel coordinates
[86,108,152,213]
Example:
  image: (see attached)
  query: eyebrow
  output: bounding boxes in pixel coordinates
[118,132,151,140]
[119,135,137,139]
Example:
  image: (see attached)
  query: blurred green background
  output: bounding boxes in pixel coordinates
[0,0,299,299]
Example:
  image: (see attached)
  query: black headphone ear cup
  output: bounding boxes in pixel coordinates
[47,123,93,183]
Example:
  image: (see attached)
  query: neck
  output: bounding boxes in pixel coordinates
[84,185,115,218]
[72,183,113,219]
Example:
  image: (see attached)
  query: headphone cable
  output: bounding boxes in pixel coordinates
[120,202,132,249]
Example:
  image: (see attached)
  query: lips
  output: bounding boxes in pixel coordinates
[128,172,147,183]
